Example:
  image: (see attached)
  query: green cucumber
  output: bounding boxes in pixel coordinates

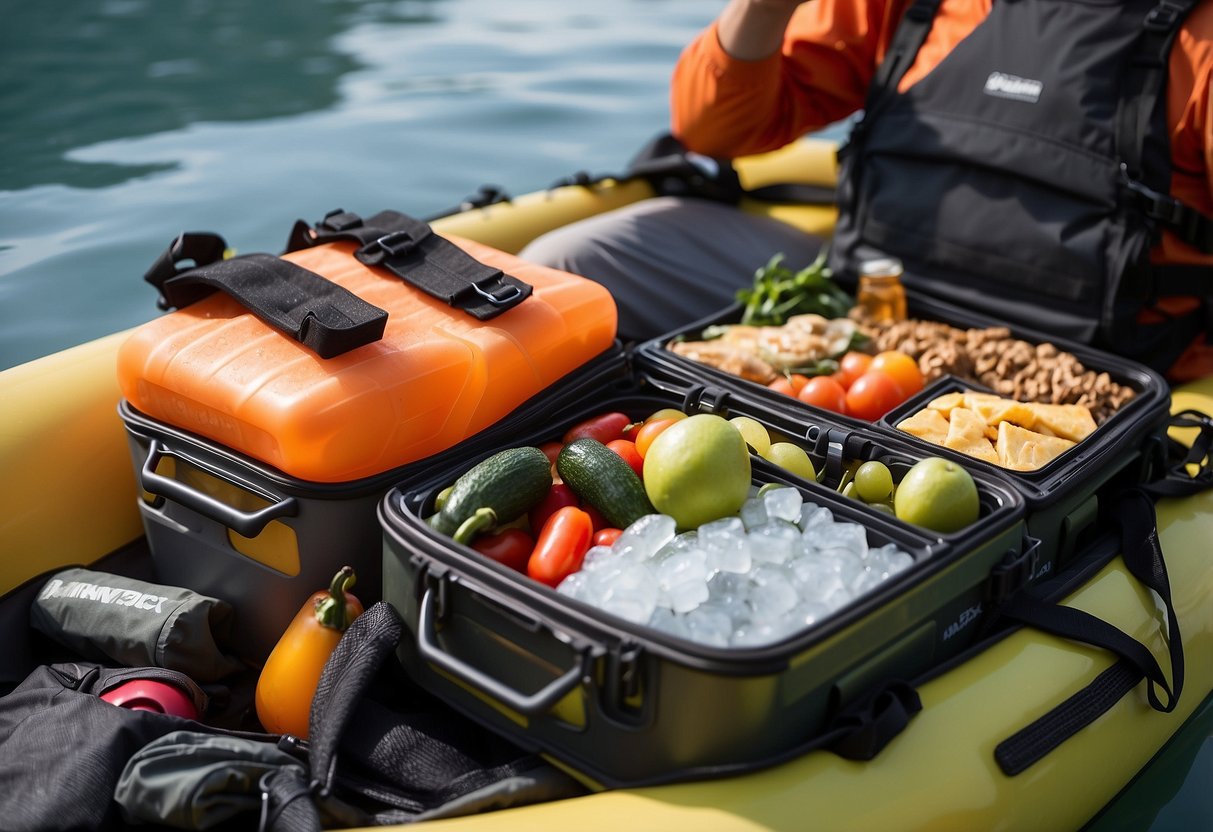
[557,438,654,530]
[430,446,553,538]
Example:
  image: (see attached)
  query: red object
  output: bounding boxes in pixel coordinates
[100,679,200,720]
[845,370,906,421]
[562,411,632,445]
[527,506,594,587]
[606,439,645,480]
[593,528,624,548]
[797,375,849,415]
[472,528,535,572]
[529,482,580,533]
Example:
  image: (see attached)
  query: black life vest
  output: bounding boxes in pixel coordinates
[829,0,1213,372]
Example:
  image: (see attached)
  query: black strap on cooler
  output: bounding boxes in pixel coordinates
[286,209,532,321]
[144,232,388,359]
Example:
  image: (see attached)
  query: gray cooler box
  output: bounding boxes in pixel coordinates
[379,378,1027,787]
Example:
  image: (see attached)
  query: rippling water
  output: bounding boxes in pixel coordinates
[0,0,713,369]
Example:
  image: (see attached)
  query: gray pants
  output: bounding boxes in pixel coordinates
[519,196,824,342]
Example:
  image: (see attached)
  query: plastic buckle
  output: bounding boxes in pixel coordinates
[986,538,1042,604]
[1144,1,1183,32]
[1121,166,1186,226]
[318,208,363,232]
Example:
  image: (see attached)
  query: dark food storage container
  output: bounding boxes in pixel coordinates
[380,376,1026,787]
[642,295,1172,577]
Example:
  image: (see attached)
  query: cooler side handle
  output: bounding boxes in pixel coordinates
[138,440,298,538]
[416,586,589,716]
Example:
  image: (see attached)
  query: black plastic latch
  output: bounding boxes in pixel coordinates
[1144,0,1184,32]
[985,538,1042,604]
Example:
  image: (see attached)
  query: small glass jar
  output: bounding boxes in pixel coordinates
[857,257,907,324]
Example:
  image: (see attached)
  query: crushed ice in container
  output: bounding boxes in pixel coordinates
[555,486,917,648]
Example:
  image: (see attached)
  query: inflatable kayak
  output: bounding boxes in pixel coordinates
[1,137,1210,830]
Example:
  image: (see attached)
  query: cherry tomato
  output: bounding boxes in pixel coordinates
[837,352,874,388]
[527,506,594,587]
[563,411,632,445]
[593,528,623,548]
[538,441,564,468]
[797,375,849,415]
[633,418,678,457]
[472,528,534,573]
[768,374,810,397]
[606,438,645,480]
[582,502,609,532]
[870,350,924,397]
[529,482,579,534]
[845,370,906,421]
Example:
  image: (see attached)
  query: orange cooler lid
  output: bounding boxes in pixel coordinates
[117,235,618,482]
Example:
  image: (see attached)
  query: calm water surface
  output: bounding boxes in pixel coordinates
[0,0,711,369]
[0,0,1208,827]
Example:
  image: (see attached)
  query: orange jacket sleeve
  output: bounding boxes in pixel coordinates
[671,0,910,158]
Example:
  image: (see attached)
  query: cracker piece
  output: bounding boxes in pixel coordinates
[897,408,950,445]
[1027,403,1098,442]
[996,422,1077,470]
[945,407,999,463]
[926,392,966,417]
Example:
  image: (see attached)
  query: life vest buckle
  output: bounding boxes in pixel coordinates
[1144,1,1183,33]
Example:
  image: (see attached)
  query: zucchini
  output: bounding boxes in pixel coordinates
[430,447,553,538]
[557,438,654,530]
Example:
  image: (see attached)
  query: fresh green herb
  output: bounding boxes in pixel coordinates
[736,249,854,326]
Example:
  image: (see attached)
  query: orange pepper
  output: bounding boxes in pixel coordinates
[254,566,364,739]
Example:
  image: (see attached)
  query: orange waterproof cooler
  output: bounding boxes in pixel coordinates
[116,209,619,661]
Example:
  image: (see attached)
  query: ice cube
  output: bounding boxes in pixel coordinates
[748,522,800,564]
[685,605,733,647]
[580,545,617,572]
[807,520,869,559]
[799,502,834,532]
[763,486,804,523]
[597,562,660,624]
[647,607,692,640]
[739,496,769,530]
[665,580,710,614]
[613,514,676,563]
[701,516,751,573]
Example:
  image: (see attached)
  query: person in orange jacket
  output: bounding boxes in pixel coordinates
[521,0,1213,381]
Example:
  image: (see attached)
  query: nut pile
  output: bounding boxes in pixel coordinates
[855,317,1135,423]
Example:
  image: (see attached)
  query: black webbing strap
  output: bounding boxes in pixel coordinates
[1117,0,1213,253]
[866,0,944,111]
[287,209,532,320]
[1142,409,1213,498]
[993,487,1186,775]
[144,232,388,359]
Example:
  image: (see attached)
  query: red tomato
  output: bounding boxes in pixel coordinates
[538,441,564,468]
[837,352,874,388]
[593,528,623,548]
[870,350,924,397]
[797,375,849,415]
[633,418,677,457]
[768,374,811,397]
[581,502,609,532]
[527,506,594,587]
[606,439,645,480]
[563,411,631,445]
[845,370,906,421]
[472,528,534,573]
[528,482,579,534]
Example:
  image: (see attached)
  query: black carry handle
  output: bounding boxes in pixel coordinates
[993,486,1185,775]
[286,209,532,320]
[144,232,388,359]
[1142,409,1213,498]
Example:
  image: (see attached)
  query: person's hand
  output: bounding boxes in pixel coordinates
[717,0,814,61]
